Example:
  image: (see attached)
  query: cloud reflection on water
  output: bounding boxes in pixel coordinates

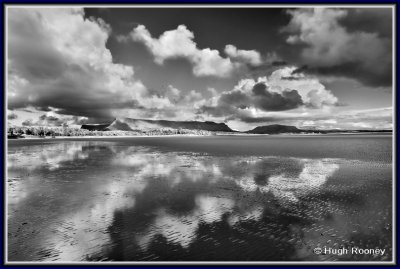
[8,142,90,171]
[7,141,391,261]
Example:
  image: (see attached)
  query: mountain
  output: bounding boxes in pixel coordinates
[81,118,234,132]
[81,120,392,134]
[246,124,393,134]
[80,123,111,131]
[246,124,302,134]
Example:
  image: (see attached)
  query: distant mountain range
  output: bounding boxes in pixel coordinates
[81,118,234,132]
[81,119,392,134]
[246,124,392,134]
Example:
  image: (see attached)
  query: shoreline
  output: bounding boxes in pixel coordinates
[8,134,209,140]
[7,131,393,141]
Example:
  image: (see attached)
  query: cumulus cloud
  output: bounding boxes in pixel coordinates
[7,8,175,122]
[224,44,262,66]
[121,83,206,120]
[203,83,303,116]
[201,66,338,120]
[126,24,263,77]
[282,8,392,87]
[8,7,392,130]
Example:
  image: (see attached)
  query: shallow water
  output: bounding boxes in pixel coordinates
[7,135,393,261]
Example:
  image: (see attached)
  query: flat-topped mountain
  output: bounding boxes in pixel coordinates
[80,123,111,131]
[81,118,234,132]
[246,124,301,134]
[246,124,392,134]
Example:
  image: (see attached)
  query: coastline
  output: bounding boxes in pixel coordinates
[7,131,393,141]
[8,134,210,140]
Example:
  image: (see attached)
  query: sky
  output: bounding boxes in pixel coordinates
[7,6,393,131]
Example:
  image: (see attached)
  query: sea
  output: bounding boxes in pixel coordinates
[7,134,393,262]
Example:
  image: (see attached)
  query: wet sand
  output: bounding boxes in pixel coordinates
[7,135,393,262]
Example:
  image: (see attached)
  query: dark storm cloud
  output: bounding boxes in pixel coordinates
[340,8,392,38]
[252,83,303,111]
[282,8,392,87]
[7,8,164,123]
[292,64,392,87]
[10,62,136,120]
[272,61,288,66]
[201,82,303,118]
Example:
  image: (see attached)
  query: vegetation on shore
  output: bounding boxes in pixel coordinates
[7,125,392,139]
[7,126,213,138]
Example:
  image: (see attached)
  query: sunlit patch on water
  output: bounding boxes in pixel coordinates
[7,139,392,261]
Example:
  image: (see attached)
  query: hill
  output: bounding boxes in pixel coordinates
[81,118,234,132]
[246,124,302,134]
[80,123,111,131]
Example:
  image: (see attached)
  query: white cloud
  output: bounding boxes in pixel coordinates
[224,44,262,66]
[283,8,392,86]
[136,195,236,249]
[200,66,338,122]
[256,66,338,108]
[236,158,339,204]
[131,25,198,64]
[129,24,263,77]
[284,8,390,68]
[7,8,174,121]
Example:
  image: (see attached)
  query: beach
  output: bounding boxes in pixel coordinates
[7,134,393,261]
